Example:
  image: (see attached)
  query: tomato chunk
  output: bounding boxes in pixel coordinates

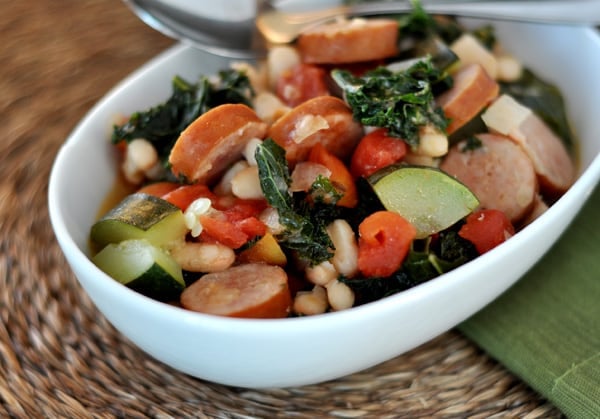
[162,184,216,211]
[350,128,408,178]
[276,63,330,107]
[357,211,417,277]
[199,216,249,249]
[458,209,515,254]
[196,198,268,248]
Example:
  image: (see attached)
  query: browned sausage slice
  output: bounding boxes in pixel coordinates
[440,133,538,223]
[297,18,399,64]
[169,104,268,185]
[267,96,363,167]
[180,263,292,318]
[481,94,575,198]
[436,63,499,134]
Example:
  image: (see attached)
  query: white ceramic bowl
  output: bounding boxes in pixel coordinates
[49,21,600,388]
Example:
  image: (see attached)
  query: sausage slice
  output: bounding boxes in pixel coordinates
[268,96,364,167]
[169,104,268,185]
[482,94,575,197]
[440,133,538,223]
[180,263,292,318]
[436,63,499,134]
[297,18,399,64]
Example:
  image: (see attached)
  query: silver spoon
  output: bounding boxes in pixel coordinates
[125,0,600,59]
[258,1,600,44]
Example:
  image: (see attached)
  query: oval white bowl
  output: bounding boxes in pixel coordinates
[49,21,600,388]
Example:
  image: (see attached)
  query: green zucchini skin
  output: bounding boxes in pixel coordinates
[369,165,479,239]
[90,193,187,249]
[92,239,184,302]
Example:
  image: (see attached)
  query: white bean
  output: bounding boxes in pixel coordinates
[326,279,355,311]
[326,219,359,277]
[121,138,158,184]
[305,260,338,286]
[267,45,300,89]
[213,160,249,196]
[242,137,263,166]
[253,91,290,124]
[416,126,448,157]
[231,165,264,200]
[170,242,235,273]
[293,285,328,316]
[128,138,158,171]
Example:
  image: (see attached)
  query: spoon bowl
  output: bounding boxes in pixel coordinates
[124,0,600,58]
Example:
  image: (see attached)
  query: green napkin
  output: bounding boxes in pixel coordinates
[459,185,600,419]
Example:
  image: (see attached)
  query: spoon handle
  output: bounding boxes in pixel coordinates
[258,0,600,44]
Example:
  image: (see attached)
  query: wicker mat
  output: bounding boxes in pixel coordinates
[0,1,563,417]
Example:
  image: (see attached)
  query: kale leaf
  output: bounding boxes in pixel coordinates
[332,59,449,149]
[255,139,334,265]
[111,69,254,165]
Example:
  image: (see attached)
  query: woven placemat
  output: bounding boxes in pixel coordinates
[1,1,563,417]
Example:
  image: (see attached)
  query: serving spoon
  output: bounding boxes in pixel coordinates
[125,0,600,58]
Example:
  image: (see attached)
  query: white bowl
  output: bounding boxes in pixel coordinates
[49,21,600,388]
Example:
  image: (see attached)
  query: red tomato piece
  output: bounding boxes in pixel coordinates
[458,209,515,254]
[197,198,268,248]
[357,211,417,278]
[350,128,408,178]
[220,198,268,220]
[276,63,330,107]
[162,184,217,211]
[235,216,267,240]
[199,215,249,249]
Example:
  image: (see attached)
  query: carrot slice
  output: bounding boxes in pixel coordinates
[357,211,416,277]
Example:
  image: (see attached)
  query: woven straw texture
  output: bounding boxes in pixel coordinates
[1,1,564,417]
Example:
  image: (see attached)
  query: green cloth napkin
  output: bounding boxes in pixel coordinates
[459,184,600,419]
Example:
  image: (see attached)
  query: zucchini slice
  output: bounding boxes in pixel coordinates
[90,193,187,249]
[92,239,184,301]
[370,165,479,239]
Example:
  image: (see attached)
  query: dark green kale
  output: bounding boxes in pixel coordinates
[331,58,450,149]
[308,175,343,205]
[461,136,483,152]
[395,0,466,45]
[111,69,254,166]
[500,69,576,155]
[340,271,418,306]
[396,0,437,39]
[343,177,385,232]
[470,25,497,50]
[255,139,334,265]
